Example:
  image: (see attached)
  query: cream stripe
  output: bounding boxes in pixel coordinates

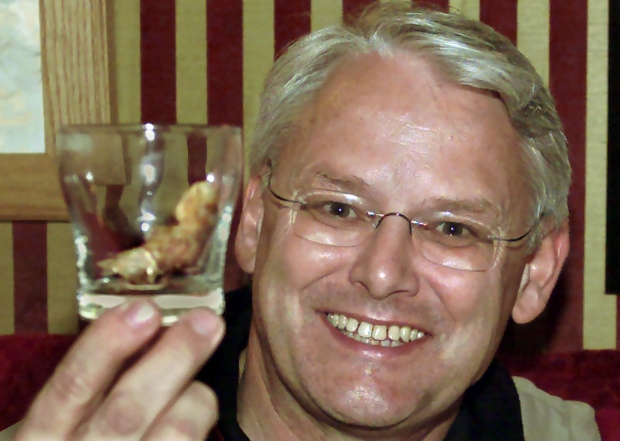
[176,0,208,124]
[449,0,480,19]
[517,0,550,85]
[584,0,616,349]
[47,222,78,334]
[0,223,14,335]
[111,0,141,123]
[243,0,274,173]
[311,0,343,31]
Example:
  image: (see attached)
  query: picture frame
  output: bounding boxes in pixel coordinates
[0,0,110,220]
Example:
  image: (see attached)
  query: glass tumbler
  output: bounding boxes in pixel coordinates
[56,124,243,325]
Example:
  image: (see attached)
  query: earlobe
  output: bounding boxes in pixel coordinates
[511,223,570,324]
[234,176,265,274]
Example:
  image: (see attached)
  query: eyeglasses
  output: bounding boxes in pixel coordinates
[266,174,534,271]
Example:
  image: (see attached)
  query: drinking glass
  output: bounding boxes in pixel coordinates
[56,124,243,325]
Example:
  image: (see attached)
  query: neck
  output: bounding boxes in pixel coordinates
[237,333,325,440]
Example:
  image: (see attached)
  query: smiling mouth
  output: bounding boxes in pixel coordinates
[327,313,426,347]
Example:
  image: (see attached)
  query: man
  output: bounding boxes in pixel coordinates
[9,2,600,440]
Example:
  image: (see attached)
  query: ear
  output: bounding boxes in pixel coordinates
[234,175,265,274]
[511,223,570,324]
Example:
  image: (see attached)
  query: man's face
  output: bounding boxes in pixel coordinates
[238,54,537,437]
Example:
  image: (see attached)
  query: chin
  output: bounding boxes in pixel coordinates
[333,408,409,429]
[308,382,429,431]
[313,396,457,440]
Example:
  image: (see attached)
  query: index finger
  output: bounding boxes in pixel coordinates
[19,300,162,438]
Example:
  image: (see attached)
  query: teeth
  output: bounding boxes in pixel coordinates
[358,322,372,338]
[328,314,339,327]
[345,318,359,332]
[372,325,387,341]
[327,313,425,347]
[338,315,347,330]
[400,326,411,343]
[388,325,400,341]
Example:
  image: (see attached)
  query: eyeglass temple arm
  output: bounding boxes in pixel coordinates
[492,227,533,243]
[267,174,301,205]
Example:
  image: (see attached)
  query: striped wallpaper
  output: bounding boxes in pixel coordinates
[0,0,614,353]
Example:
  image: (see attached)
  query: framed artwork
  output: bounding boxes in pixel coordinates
[0,0,45,155]
[0,0,110,220]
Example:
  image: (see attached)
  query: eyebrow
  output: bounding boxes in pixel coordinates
[301,170,507,222]
[418,197,506,224]
[307,171,374,195]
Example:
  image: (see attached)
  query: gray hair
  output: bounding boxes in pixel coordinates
[248,1,571,237]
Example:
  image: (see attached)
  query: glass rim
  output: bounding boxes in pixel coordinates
[56,123,241,136]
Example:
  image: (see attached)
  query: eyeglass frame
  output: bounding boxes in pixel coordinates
[264,168,538,271]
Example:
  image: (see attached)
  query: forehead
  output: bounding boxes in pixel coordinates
[278,53,528,217]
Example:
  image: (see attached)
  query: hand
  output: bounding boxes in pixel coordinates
[14,300,225,440]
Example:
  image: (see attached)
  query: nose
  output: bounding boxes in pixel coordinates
[348,214,420,300]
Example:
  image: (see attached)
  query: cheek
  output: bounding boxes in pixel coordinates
[250,220,353,377]
[431,269,504,321]
[251,213,356,345]
[254,210,349,293]
[429,269,509,363]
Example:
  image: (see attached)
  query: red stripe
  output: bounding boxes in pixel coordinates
[479,0,517,44]
[426,0,449,12]
[548,0,587,352]
[207,0,244,291]
[342,1,452,24]
[342,0,375,24]
[274,0,311,59]
[187,136,208,185]
[13,222,48,333]
[207,0,243,126]
[140,0,177,124]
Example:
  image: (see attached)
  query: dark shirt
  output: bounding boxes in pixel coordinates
[195,286,524,441]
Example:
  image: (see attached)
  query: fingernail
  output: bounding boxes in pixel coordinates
[124,301,157,328]
[186,310,222,337]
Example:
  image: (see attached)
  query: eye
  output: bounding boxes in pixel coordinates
[436,221,470,237]
[420,217,490,248]
[303,193,368,228]
[325,201,355,219]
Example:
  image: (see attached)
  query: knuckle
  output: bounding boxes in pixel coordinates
[161,339,204,373]
[151,383,218,440]
[48,360,96,406]
[170,339,197,363]
[96,392,147,436]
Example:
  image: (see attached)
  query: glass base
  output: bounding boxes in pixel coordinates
[78,289,225,326]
